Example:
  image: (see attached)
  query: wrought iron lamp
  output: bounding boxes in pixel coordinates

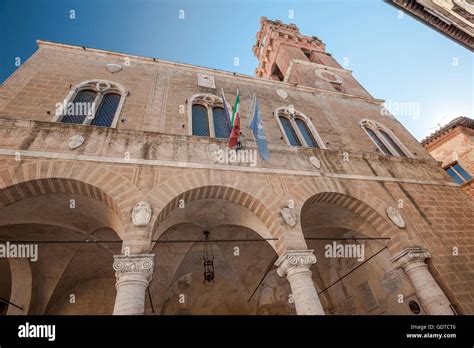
[202,230,215,283]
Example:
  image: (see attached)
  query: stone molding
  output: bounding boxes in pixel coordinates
[113,254,154,282]
[276,250,317,277]
[0,147,458,188]
[390,247,431,269]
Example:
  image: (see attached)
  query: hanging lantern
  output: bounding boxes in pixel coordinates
[202,230,215,284]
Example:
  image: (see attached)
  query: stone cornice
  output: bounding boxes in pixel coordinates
[386,0,474,51]
[390,246,431,269]
[275,250,317,277]
[423,125,474,152]
[0,117,459,188]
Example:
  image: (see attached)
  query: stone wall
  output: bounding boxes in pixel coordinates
[0,41,473,314]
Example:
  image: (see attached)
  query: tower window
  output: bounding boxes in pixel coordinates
[271,64,284,82]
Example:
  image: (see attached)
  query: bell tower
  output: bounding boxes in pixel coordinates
[253,17,372,97]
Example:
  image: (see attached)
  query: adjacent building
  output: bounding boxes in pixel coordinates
[422,116,474,197]
[386,0,474,51]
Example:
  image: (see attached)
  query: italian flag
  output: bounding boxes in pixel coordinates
[228,89,241,148]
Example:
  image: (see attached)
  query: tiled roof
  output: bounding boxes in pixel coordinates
[421,116,474,145]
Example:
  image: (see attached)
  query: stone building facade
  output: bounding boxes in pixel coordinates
[422,116,474,198]
[0,17,472,315]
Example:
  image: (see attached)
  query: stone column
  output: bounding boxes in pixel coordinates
[391,247,453,315]
[275,250,325,315]
[113,254,155,315]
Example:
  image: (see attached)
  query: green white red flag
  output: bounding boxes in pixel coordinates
[228,89,241,148]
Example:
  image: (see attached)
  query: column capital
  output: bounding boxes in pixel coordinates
[113,254,155,282]
[390,247,431,269]
[275,249,316,277]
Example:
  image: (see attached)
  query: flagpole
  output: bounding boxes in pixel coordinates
[246,91,256,131]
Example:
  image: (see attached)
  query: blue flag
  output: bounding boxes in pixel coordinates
[250,96,270,161]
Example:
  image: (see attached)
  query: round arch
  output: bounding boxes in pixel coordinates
[152,185,285,253]
[301,191,398,240]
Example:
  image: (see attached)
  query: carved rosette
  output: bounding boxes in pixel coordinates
[390,247,431,270]
[275,250,317,277]
[113,254,155,282]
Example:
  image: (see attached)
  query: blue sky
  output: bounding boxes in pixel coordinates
[0,0,472,140]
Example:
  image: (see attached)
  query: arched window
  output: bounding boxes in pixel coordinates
[378,130,407,157]
[91,93,121,127]
[361,119,411,158]
[364,127,392,156]
[56,80,127,128]
[60,89,97,124]
[192,104,210,136]
[212,107,230,139]
[279,116,301,146]
[275,107,325,148]
[189,94,231,139]
[295,118,318,148]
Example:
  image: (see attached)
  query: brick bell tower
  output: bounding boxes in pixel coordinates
[253,17,371,97]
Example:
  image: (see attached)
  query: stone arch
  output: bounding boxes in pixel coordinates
[287,176,413,251]
[151,184,286,254]
[0,159,147,231]
[301,191,397,240]
[0,176,124,314]
[0,178,118,213]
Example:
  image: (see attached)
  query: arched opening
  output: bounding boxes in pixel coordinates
[147,188,293,315]
[301,192,422,315]
[0,179,123,314]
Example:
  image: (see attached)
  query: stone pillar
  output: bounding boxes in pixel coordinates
[113,254,154,315]
[275,250,325,315]
[391,247,453,315]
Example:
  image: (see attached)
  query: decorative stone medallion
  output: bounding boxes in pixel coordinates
[67,135,85,150]
[106,63,122,73]
[309,156,321,169]
[315,69,344,84]
[386,207,405,229]
[276,89,288,99]
[131,201,152,227]
[280,200,297,227]
[206,143,222,163]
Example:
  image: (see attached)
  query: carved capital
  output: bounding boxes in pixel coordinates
[275,250,317,277]
[113,254,155,282]
[390,247,431,270]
